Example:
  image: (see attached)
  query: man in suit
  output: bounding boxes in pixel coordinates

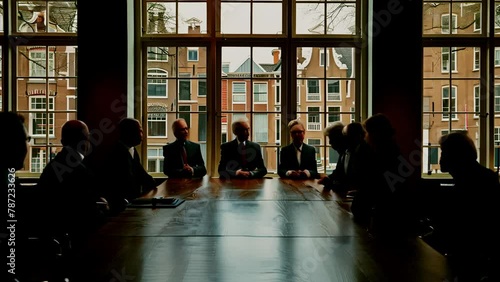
[103,118,157,213]
[278,119,319,179]
[37,120,105,247]
[163,118,206,178]
[318,121,348,193]
[218,117,267,179]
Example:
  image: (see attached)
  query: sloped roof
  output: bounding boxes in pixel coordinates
[233,57,267,73]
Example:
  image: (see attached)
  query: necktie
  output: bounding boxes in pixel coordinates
[182,144,188,165]
[344,151,350,173]
[241,142,247,168]
[295,145,301,166]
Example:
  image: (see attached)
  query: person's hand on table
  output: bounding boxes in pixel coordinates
[236,169,252,178]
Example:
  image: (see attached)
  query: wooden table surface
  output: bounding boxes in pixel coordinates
[68,177,452,282]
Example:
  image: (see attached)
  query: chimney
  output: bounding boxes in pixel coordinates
[272,49,280,64]
[188,24,201,34]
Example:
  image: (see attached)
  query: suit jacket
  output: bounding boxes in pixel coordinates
[102,142,157,212]
[163,140,207,178]
[278,143,319,179]
[37,147,101,233]
[218,139,267,179]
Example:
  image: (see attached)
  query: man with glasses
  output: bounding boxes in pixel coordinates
[218,117,267,179]
[278,119,319,179]
[163,118,207,178]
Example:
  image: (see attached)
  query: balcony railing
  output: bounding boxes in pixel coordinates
[307,122,321,131]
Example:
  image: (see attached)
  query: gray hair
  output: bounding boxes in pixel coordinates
[323,121,345,137]
[232,116,249,133]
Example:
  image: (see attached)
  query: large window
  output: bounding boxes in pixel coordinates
[423,1,500,176]
[141,0,364,176]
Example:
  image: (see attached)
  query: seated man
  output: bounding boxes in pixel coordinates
[318,121,348,193]
[163,118,207,178]
[37,120,105,245]
[218,117,267,179]
[102,118,157,213]
[278,119,319,179]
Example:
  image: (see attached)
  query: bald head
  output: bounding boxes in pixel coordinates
[61,120,90,154]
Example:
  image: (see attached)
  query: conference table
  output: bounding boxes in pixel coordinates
[69,177,452,282]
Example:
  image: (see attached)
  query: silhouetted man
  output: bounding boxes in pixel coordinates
[103,118,157,213]
[218,117,267,179]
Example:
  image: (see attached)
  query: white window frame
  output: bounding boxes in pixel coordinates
[66,95,76,121]
[306,138,321,164]
[307,106,321,131]
[187,47,199,61]
[29,50,55,78]
[253,113,268,142]
[29,96,55,137]
[198,74,206,97]
[147,147,164,173]
[232,81,246,103]
[327,79,341,101]
[306,79,321,101]
[148,68,168,98]
[30,147,46,173]
[473,47,480,71]
[474,85,480,118]
[147,47,169,61]
[441,47,457,73]
[495,48,500,66]
[328,106,341,123]
[474,12,481,32]
[442,85,457,120]
[441,14,457,34]
[147,112,167,138]
[253,82,268,103]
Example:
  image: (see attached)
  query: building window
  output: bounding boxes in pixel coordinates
[327,80,340,101]
[30,148,46,173]
[147,47,169,61]
[474,47,480,70]
[29,50,54,77]
[148,69,168,97]
[474,12,480,32]
[253,113,268,142]
[253,82,267,103]
[187,47,199,61]
[147,110,167,137]
[306,79,320,101]
[29,96,54,136]
[307,138,321,164]
[495,48,500,66]
[179,74,191,100]
[442,86,457,120]
[441,13,457,34]
[141,1,364,176]
[495,85,500,113]
[442,47,457,72]
[198,74,206,97]
[474,85,480,118]
[198,105,207,141]
[232,82,246,103]
[179,105,191,125]
[307,107,321,131]
[147,147,164,173]
[328,106,341,123]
